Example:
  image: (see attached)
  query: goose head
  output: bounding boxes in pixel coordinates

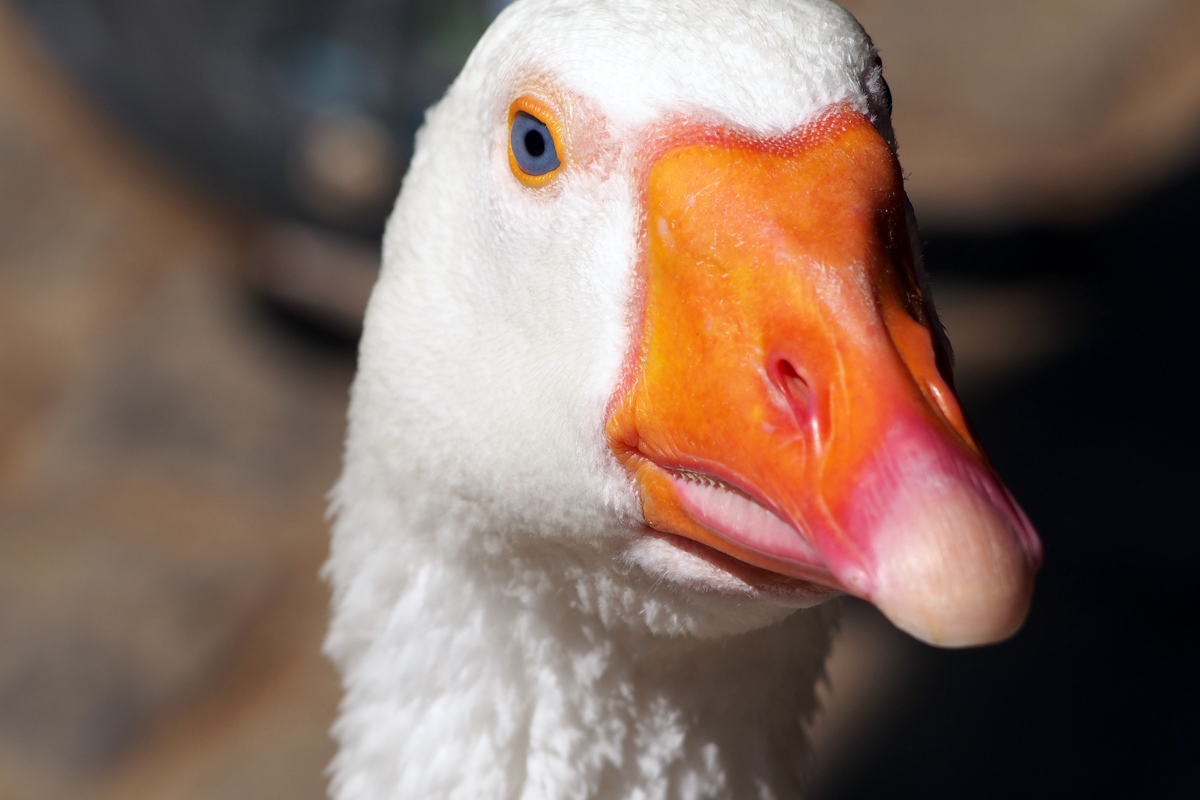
[340,0,1041,649]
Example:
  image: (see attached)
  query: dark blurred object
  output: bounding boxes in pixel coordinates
[0,7,343,797]
[14,0,509,238]
[844,0,1200,227]
[251,222,380,340]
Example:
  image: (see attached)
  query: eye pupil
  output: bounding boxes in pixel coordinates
[511,110,560,177]
[524,129,546,158]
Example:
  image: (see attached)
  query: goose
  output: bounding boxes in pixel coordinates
[323,1,1044,798]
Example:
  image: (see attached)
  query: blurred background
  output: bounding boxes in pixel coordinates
[0,0,1196,798]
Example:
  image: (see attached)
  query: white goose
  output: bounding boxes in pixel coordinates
[323,1,1044,798]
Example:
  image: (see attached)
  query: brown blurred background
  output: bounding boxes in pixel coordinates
[0,1,1197,799]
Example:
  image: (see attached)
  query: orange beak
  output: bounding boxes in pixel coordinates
[607,108,1042,647]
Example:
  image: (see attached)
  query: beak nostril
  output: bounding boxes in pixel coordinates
[774,358,812,421]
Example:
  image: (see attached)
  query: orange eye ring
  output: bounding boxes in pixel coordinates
[508,95,565,187]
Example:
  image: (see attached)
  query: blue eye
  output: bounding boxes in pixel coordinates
[511,111,560,176]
